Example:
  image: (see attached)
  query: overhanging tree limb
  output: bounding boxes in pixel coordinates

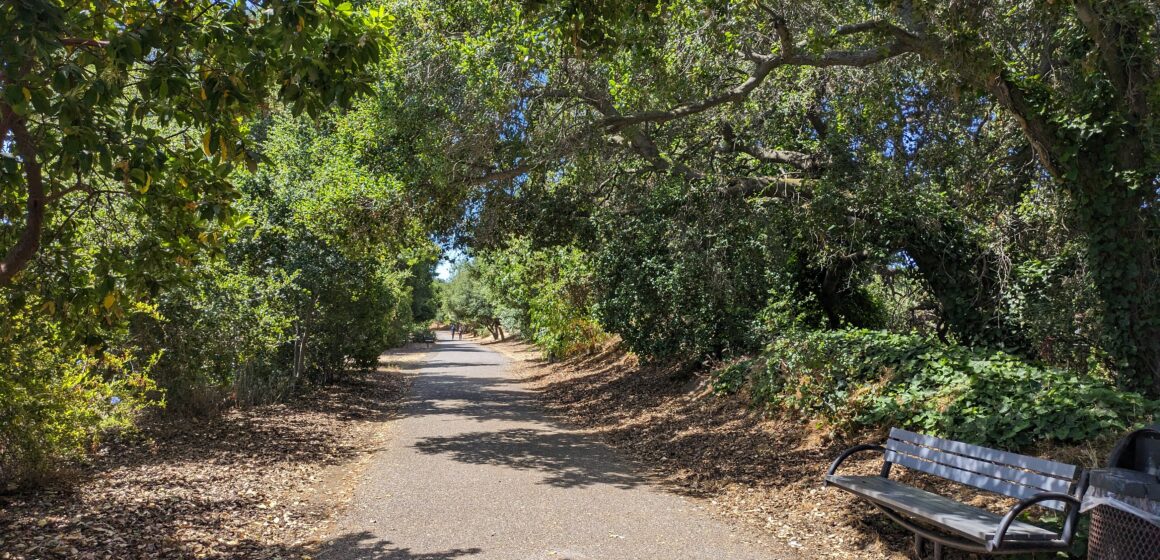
[719,122,823,173]
[717,174,812,200]
[982,70,1063,179]
[598,16,929,133]
[1074,0,1151,121]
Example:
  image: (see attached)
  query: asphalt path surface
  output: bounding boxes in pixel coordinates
[318,331,780,560]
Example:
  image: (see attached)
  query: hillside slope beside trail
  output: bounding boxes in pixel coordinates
[318,331,785,560]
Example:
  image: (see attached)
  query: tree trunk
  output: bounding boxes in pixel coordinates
[0,109,46,286]
[1073,165,1160,395]
[902,217,1026,352]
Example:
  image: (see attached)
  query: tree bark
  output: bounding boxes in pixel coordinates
[1073,163,1160,394]
[0,107,46,286]
[902,226,1023,350]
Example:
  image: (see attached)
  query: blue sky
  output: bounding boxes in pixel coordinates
[436,246,467,280]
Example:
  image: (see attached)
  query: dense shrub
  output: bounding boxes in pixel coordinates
[1,105,434,486]
[475,238,607,359]
[724,329,1158,448]
[135,191,419,411]
[591,185,780,365]
[1,307,156,484]
[134,264,298,412]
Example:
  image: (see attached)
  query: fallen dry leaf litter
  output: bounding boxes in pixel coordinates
[3,335,1107,560]
[484,336,1105,560]
[0,347,425,560]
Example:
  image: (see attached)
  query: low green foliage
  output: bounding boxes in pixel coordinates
[591,183,782,365]
[0,306,157,484]
[727,329,1158,448]
[408,325,436,341]
[131,110,426,411]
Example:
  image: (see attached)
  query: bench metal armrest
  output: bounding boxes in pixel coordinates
[825,444,885,479]
[987,492,1082,552]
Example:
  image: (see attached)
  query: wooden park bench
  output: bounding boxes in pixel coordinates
[825,428,1087,560]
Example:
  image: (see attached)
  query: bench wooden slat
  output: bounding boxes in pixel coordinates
[826,475,1060,543]
[889,428,1077,479]
[886,439,1074,494]
[884,449,1069,511]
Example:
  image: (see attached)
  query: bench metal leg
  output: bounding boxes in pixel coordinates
[912,535,943,560]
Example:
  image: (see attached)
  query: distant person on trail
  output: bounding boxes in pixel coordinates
[450,323,457,339]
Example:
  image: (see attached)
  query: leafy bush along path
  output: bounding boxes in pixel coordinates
[485,337,1108,560]
[744,329,1157,448]
[0,348,424,560]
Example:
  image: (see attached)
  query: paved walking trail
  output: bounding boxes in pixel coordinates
[318,332,779,560]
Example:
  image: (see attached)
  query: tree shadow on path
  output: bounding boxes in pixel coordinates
[397,371,545,424]
[312,531,484,559]
[411,427,645,490]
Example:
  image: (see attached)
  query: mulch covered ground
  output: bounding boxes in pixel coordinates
[0,349,424,560]
[485,336,1100,560]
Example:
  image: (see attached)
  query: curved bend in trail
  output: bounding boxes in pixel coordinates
[319,331,780,560]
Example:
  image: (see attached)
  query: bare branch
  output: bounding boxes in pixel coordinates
[739,145,822,170]
[60,37,110,48]
[719,122,824,172]
[718,174,812,201]
[598,53,788,131]
[460,164,534,186]
[835,19,922,43]
[984,71,1062,179]
[771,12,794,56]
[0,110,12,145]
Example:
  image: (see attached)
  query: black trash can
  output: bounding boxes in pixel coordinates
[1083,425,1160,560]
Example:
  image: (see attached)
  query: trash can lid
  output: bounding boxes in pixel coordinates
[1084,468,1160,523]
[1089,468,1160,501]
[1109,424,1160,476]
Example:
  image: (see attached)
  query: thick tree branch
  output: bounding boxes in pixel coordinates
[0,110,12,144]
[0,107,47,286]
[1074,0,1150,121]
[598,55,785,131]
[835,19,923,43]
[60,37,110,48]
[718,174,811,200]
[599,18,929,133]
[806,85,830,141]
[606,115,814,202]
[719,122,824,172]
[983,70,1062,179]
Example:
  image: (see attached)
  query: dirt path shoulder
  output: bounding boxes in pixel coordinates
[0,346,428,560]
